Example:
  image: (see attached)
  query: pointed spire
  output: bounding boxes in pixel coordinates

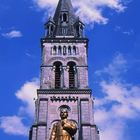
[45,0,84,38]
[53,0,76,22]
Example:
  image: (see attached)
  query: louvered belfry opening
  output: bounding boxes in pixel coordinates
[68,62,76,89]
[54,62,62,89]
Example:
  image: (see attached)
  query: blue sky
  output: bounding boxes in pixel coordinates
[0,0,140,140]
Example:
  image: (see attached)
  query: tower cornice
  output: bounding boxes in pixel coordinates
[37,89,92,95]
[41,37,89,44]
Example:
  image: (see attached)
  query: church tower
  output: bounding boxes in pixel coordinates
[29,0,99,140]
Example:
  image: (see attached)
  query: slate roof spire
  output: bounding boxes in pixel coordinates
[45,0,84,38]
[53,0,75,21]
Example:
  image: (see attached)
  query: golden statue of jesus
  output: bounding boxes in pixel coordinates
[49,108,77,140]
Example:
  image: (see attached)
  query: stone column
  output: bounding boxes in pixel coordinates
[74,66,78,88]
[66,46,69,55]
[37,126,46,140]
[56,46,59,55]
[64,66,69,88]
[30,126,37,140]
[76,67,80,88]
[38,99,48,123]
[60,66,64,88]
[52,66,55,88]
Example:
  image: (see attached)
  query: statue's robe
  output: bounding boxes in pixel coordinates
[49,120,77,140]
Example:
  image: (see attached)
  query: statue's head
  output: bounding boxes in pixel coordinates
[60,108,68,119]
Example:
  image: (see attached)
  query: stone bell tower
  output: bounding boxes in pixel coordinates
[29,0,99,140]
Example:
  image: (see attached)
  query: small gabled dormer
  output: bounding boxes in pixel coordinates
[45,0,85,38]
[45,17,55,38]
[60,11,69,36]
[74,17,85,38]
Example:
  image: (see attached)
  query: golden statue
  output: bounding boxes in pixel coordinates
[49,108,77,140]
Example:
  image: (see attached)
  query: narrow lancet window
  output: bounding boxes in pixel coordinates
[53,46,57,55]
[63,46,66,55]
[63,13,67,22]
[58,46,62,55]
[67,62,77,88]
[53,62,62,89]
[68,46,71,55]
[73,46,76,55]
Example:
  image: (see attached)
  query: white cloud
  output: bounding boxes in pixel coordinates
[25,52,33,57]
[25,51,36,58]
[95,107,127,140]
[100,81,126,103]
[95,53,127,79]
[33,0,126,25]
[94,53,140,140]
[95,108,111,124]
[0,78,39,136]
[2,30,22,38]
[122,30,134,35]
[16,78,39,117]
[33,0,57,9]
[100,81,140,118]
[95,81,140,140]
[114,26,134,35]
[0,116,28,136]
[100,121,125,140]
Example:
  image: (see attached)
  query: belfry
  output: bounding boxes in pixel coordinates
[29,0,100,140]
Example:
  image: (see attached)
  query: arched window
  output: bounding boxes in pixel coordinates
[47,24,54,37]
[68,46,71,55]
[79,24,83,37]
[58,46,62,55]
[51,25,53,31]
[53,46,57,55]
[73,46,76,55]
[63,13,67,22]
[53,62,62,89]
[67,62,77,89]
[62,28,67,35]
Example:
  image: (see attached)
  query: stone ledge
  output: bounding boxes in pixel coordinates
[31,122,47,127]
[41,37,88,44]
[37,89,92,95]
